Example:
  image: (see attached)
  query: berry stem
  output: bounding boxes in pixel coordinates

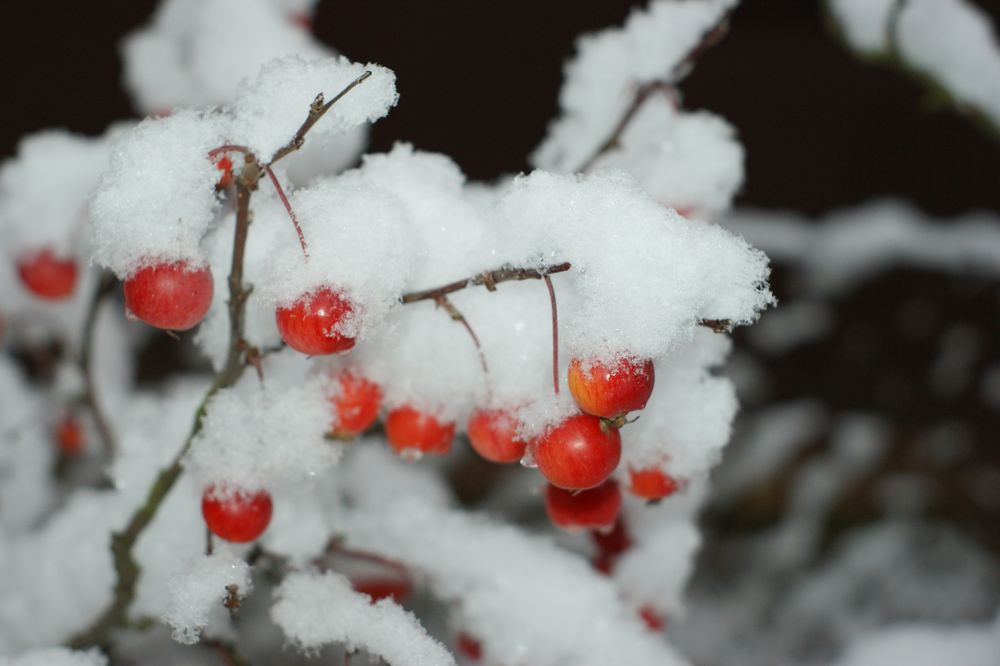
[544,274,559,395]
[401,262,573,304]
[264,165,309,257]
[208,144,250,159]
[80,271,118,459]
[434,295,489,376]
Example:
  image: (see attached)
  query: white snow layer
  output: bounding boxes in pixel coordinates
[829,0,1000,126]
[272,571,457,666]
[343,498,690,666]
[163,552,252,644]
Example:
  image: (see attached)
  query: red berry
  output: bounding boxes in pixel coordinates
[544,480,621,531]
[628,467,680,501]
[455,632,483,661]
[329,371,382,436]
[123,260,213,330]
[17,248,77,300]
[385,406,455,457]
[590,517,632,558]
[466,407,526,463]
[275,287,355,356]
[531,414,621,490]
[289,14,313,30]
[201,485,273,543]
[55,415,84,455]
[352,577,412,604]
[567,356,655,419]
[639,604,665,631]
[215,155,234,189]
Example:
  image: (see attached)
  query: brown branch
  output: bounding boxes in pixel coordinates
[401,262,572,304]
[268,70,373,165]
[543,275,559,395]
[575,6,735,174]
[80,271,118,459]
[576,81,679,174]
[434,295,489,376]
[67,155,262,650]
[264,165,309,257]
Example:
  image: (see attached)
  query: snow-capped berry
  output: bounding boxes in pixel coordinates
[385,406,455,457]
[275,287,355,356]
[628,467,680,501]
[329,371,382,436]
[544,480,622,531]
[124,260,214,330]
[466,407,526,463]
[201,485,273,543]
[567,356,655,419]
[17,248,78,300]
[531,414,621,490]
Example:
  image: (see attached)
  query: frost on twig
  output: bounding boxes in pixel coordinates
[272,571,457,666]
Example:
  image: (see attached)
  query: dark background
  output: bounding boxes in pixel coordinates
[1,0,998,216]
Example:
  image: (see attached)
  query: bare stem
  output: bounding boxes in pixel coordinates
[80,271,118,459]
[401,262,572,304]
[264,165,309,257]
[269,71,374,165]
[543,275,559,395]
[575,7,734,173]
[67,156,262,650]
[434,295,489,376]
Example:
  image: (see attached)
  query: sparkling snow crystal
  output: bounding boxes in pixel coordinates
[163,552,252,644]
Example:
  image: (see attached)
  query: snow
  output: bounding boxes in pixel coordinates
[0,649,106,666]
[589,102,744,217]
[229,56,398,162]
[0,131,110,258]
[534,0,737,173]
[273,571,456,665]
[90,109,228,277]
[121,0,332,114]
[831,619,1000,666]
[343,498,690,666]
[829,0,1000,126]
[726,201,1000,294]
[185,360,336,492]
[619,330,737,479]
[163,552,252,644]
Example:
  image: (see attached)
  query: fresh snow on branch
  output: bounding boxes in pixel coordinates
[273,571,457,666]
[343,498,690,666]
[829,0,1000,128]
[726,200,1000,294]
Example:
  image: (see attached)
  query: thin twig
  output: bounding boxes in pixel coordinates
[67,155,262,650]
[543,275,559,395]
[575,6,735,174]
[885,0,908,57]
[434,295,489,376]
[80,271,118,458]
[269,71,374,165]
[401,262,572,304]
[264,165,309,257]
